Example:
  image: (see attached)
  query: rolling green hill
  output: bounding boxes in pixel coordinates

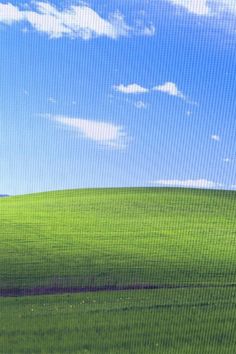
[1,187,236,353]
[0,187,236,291]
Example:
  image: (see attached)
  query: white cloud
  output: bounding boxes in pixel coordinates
[232,184,236,189]
[168,0,210,15]
[167,0,236,16]
[211,134,220,141]
[0,2,155,39]
[114,84,149,94]
[51,115,128,149]
[134,100,147,109]
[0,3,24,23]
[153,82,186,99]
[150,179,223,189]
[223,157,230,162]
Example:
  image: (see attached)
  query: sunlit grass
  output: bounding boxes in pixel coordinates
[0,188,236,290]
[0,187,236,353]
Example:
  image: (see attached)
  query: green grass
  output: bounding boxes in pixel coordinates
[0,187,236,289]
[1,287,236,353]
[0,187,236,352]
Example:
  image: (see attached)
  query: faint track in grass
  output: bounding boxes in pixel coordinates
[1,283,236,297]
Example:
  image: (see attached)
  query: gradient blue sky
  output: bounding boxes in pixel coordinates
[0,0,236,195]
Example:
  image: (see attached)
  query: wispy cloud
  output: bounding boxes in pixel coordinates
[153,82,186,99]
[49,115,129,149]
[211,134,220,141]
[114,81,195,103]
[167,0,236,16]
[141,25,155,36]
[48,97,56,104]
[113,84,149,94]
[150,179,223,189]
[220,0,236,15]
[0,2,155,40]
[167,0,210,16]
[134,100,147,109]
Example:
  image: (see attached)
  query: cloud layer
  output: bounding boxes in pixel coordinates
[150,179,223,189]
[0,2,154,39]
[51,115,128,149]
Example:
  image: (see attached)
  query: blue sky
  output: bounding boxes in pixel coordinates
[0,0,236,195]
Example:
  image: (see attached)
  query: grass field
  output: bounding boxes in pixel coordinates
[0,187,236,353]
[1,287,236,353]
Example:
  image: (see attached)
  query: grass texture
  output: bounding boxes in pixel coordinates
[0,187,236,352]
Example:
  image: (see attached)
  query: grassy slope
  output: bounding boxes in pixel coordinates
[1,187,236,353]
[0,187,236,290]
